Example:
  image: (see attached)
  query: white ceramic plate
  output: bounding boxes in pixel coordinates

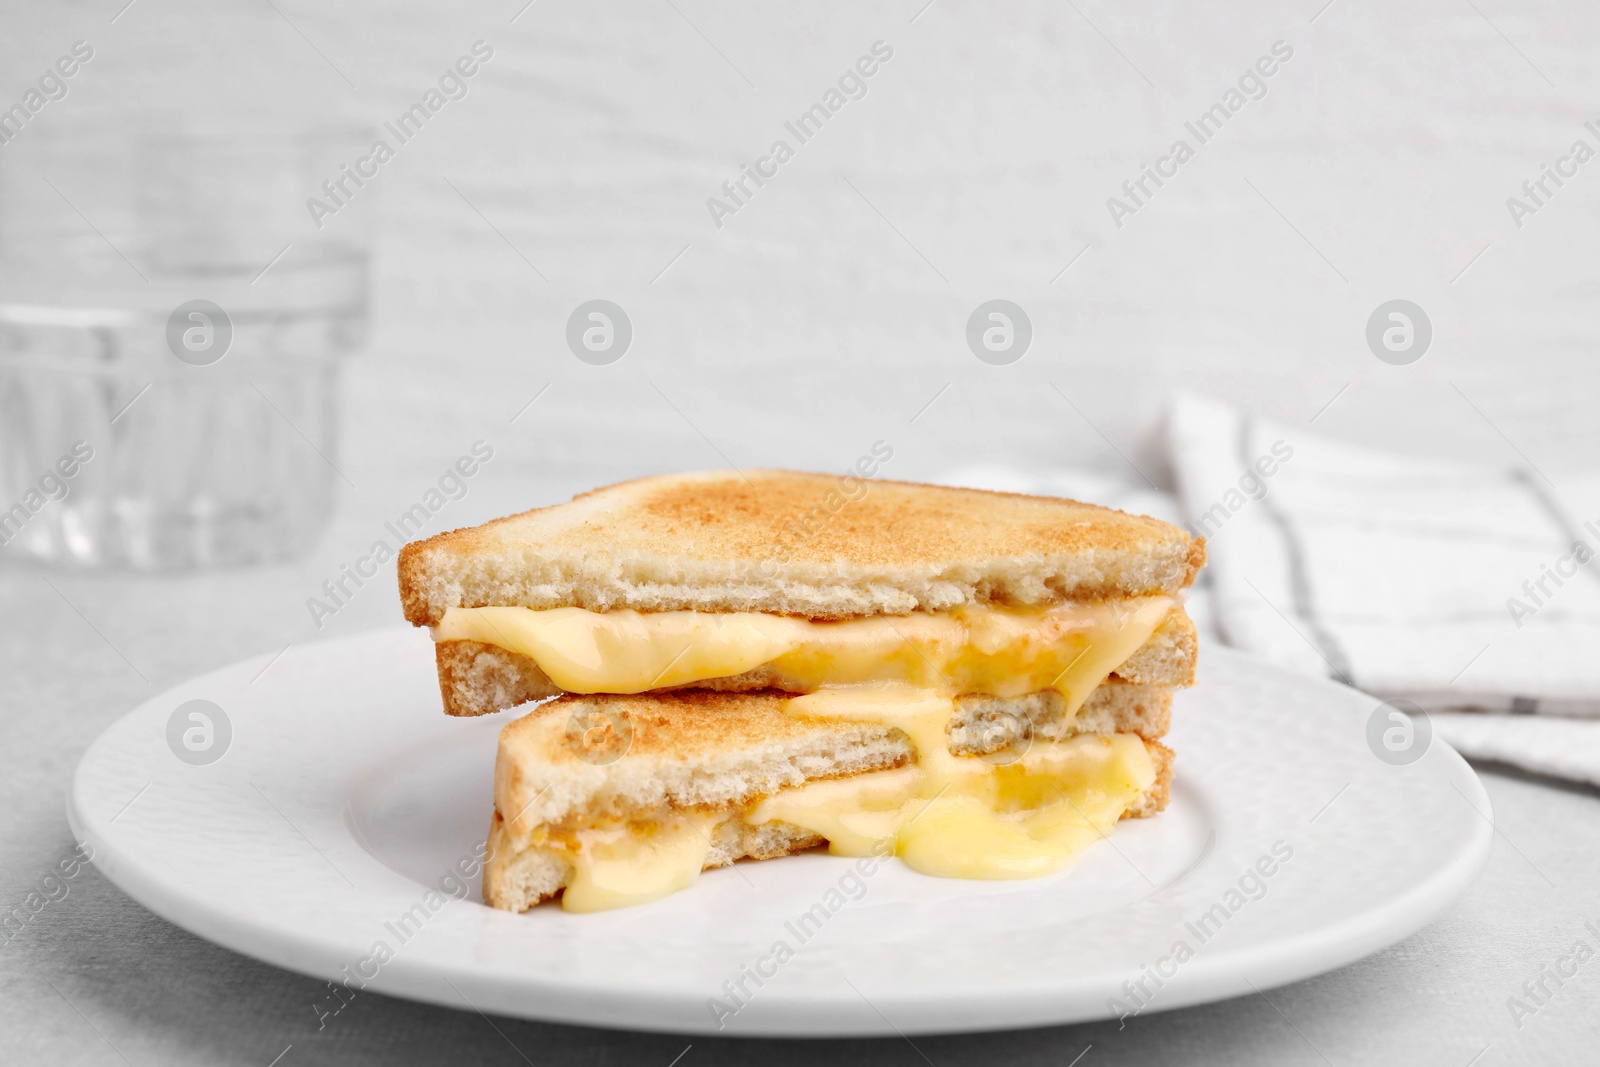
[70,629,1491,1037]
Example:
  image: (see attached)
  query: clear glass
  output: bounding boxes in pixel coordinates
[0,126,373,568]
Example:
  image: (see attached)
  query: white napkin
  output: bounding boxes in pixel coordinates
[939,397,1600,788]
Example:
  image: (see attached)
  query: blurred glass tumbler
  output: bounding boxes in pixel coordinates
[0,127,372,568]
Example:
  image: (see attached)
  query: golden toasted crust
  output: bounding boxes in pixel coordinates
[1129,741,1174,818]
[504,690,826,767]
[430,608,1198,717]
[398,470,1206,626]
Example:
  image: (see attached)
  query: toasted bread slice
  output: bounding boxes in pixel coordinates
[485,690,1174,911]
[399,470,1205,626]
[432,603,1196,716]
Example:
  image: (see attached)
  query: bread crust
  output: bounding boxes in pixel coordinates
[398,470,1206,626]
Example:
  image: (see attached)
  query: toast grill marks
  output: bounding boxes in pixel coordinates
[397,470,1206,627]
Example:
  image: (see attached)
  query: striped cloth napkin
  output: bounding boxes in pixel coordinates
[939,396,1600,788]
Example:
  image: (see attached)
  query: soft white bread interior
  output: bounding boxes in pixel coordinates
[400,470,1206,626]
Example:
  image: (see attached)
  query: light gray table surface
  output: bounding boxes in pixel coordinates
[6,1,1600,1063]
[8,535,1600,1066]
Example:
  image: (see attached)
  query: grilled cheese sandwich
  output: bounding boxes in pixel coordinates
[397,470,1204,911]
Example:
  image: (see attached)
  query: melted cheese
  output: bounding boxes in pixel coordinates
[749,687,1155,879]
[437,597,1174,711]
[560,813,717,913]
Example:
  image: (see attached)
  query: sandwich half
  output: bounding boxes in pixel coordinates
[398,470,1203,717]
[486,688,1174,913]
